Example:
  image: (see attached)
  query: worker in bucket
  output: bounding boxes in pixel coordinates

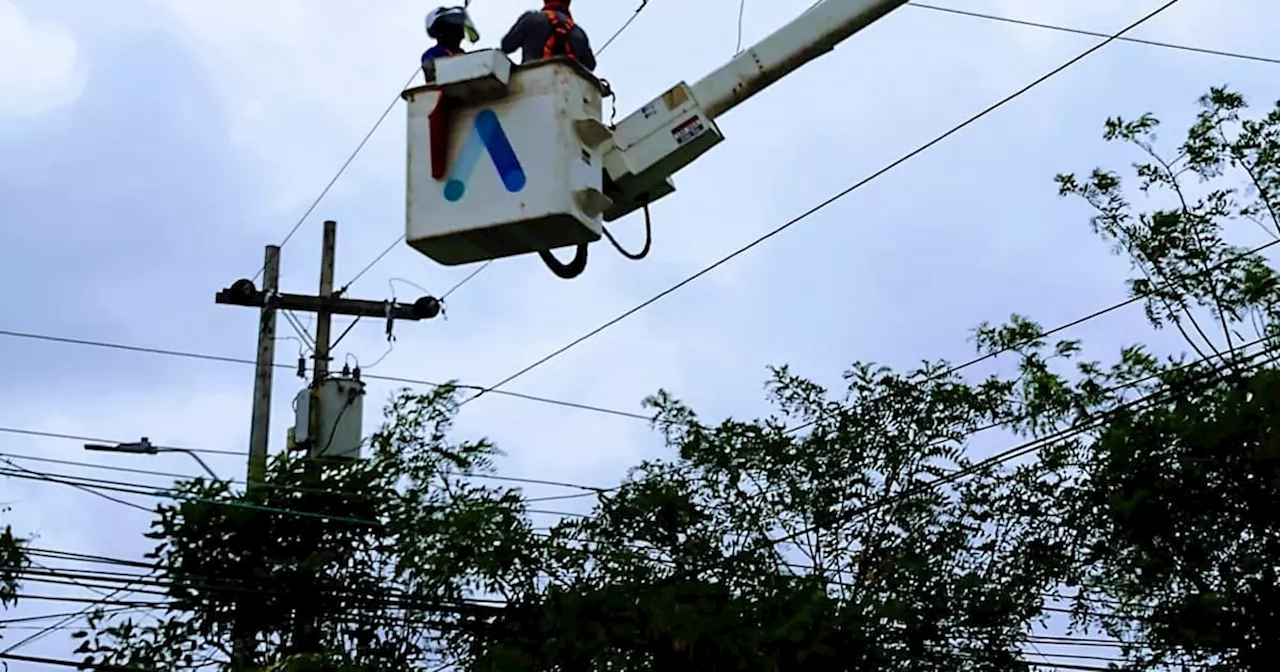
[422,6,480,82]
[499,0,597,72]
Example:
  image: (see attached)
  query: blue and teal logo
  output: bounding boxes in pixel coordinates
[444,109,527,202]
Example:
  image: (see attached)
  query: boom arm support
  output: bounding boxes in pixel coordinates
[692,0,908,120]
[600,0,908,222]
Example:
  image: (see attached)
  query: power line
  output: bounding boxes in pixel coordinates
[16,562,1144,634]
[18,543,1156,628]
[11,563,1163,670]
[11,559,523,640]
[452,231,1279,501]
[0,451,602,526]
[596,0,651,55]
[0,632,1132,672]
[280,0,1276,415]
[335,1,655,295]
[0,328,650,421]
[525,342,1274,608]
[15,337,1177,583]
[338,235,405,296]
[0,430,611,495]
[585,329,1279,531]
[457,0,1188,405]
[10,317,1257,612]
[701,338,1280,581]
[909,2,1280,67]
[736,0,748,53]
[251,67,421,283]
[0,651,149,671]
[6,593,162,609]
[1,553,162,655]
[26,548,152,572]
[15,559,1149,636]
[0,459,152,514]
[12,330,1249,660]
[776,235,1280,437]
[1,576,158,656]
[0,450,233,484]
[9,230,1278,504]
[440,261,493,301]
[13,566,504,614]
[0,427,239,457]
[12,328,1196,576]
[482,339,1277,591]
[1,459,589,521]
[0,605,140,626]
[422,0,1280,302]
[11,581,499,624]
[351,242,495,310]
[333,0,1276,329]
[0,465,377,526]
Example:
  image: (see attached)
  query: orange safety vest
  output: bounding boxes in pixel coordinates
[540,8,577,62]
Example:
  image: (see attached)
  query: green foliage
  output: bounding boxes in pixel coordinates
[1053,86,1280,358]
[72,84,1280,672]
[474,576,852,670]
[1,511,31,641]
[74,385,537,671]
[998,86,1280,670]
[1070,366,1280,668]
[470,363,1063,669]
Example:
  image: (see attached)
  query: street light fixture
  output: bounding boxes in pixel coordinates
[84,437,221,481]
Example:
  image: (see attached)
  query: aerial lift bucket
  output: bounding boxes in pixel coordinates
[400,0,910,275]
[401,50,614,266]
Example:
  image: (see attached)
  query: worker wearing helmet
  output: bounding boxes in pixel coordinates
[499,0,597,73]
[422,6,480,82]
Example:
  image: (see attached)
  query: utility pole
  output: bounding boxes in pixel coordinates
[312,222,335,391]
[297,219,335,655]
[248,245,280,489]
[215,219,442,661]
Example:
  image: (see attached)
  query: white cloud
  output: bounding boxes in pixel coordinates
[5,0,1280,663]
[0,0,82,115]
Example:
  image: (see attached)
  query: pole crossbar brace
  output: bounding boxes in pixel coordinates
[216,283,441,322]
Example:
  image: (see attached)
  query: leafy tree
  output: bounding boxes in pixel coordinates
[72,367,1069,671]
[465,364,1064,670]
[74,386,536,671]
[465,86,1280,671]
[977,86,1280,670]
[73,85,1280,672]
[1,508,31,641]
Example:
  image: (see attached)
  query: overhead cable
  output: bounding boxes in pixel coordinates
[458,0,1190,404]
[909,2,1280,67]
[0,430,609,493]
[0,328,650,421]
[694,337,1280,580]
[337,0,654,296]
[251,67,421,282]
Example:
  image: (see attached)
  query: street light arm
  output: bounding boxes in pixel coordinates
[163,449,220,481]
[84,439,158,454]
[83,440,221,481]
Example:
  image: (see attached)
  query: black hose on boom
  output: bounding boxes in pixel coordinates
[602,204,652,260]
[539,244,588,278]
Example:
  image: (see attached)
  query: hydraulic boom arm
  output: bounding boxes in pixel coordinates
[600,0,908,221]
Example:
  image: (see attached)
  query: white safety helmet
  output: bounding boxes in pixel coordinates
[426,6,479,43]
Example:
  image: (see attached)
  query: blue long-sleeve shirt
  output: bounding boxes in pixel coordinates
[421,45,463,82]
[499,10,596,72]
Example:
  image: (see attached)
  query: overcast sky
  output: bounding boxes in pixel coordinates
[3,0,1278,665]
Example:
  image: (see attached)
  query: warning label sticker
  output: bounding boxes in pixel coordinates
[672,116,706,145]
